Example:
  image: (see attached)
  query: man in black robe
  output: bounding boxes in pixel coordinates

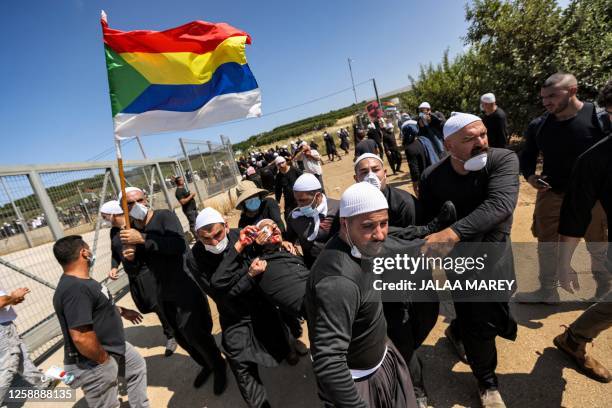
[102,199,176,357]
[419,113,519,407]
[305,182,417,407]
[186,208,290,408]
[285,173,340,268]
[274,156,302,221]
[118,188,227,393]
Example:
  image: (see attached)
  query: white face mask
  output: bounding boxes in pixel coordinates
[463,152,488,171]
[205,235,229,254]
[129,203,149,221]
[344,221,362,259]
[362,171,382,190]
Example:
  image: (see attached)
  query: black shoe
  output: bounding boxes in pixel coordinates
[213,361,228,395]
[193,367,212,388]
[426,201,457,234]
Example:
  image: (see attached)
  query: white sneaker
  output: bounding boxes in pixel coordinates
[480,387,506,408]
[165,337,177,357]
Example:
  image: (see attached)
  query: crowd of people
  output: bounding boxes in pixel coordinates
[1,73,610,408]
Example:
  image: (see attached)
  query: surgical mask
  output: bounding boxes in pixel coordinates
[244,197,261,211]
[463,152,488,171]
[129,203,148,221]
[344,221,362,259]
[86,252,96,268]
[299,195,318,217]
[204,236,229,254]
[363,171,382,190]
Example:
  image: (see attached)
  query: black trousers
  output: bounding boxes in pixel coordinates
[450,301,516,388]
[228,359,270,408]
[386,149,402,173]
[183,209,198,237]
[162,298,225,372]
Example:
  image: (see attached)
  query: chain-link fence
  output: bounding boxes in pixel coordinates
[0,136,239,363]
[177,136,240,207]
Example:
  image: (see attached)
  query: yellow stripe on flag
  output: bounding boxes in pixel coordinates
[120,35,248,85]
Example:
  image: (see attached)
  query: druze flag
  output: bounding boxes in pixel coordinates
[101,11,261,139]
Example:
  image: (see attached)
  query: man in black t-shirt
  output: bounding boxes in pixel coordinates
[52,235,148,408]
[354,130,379,159]
[517,73,608,303]
[480,93,509,148]
[174,176,198,238]
[553,81,612,383]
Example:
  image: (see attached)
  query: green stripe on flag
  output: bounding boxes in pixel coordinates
[104,46,150,117]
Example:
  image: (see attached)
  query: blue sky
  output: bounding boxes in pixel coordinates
[1,0,472,165]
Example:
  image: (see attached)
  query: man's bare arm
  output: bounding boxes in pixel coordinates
[69,325,109,364]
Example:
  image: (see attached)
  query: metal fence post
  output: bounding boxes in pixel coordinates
[221,135,240,183]
[155,163,173,210]
[27,170,64,240]
[179,138,205,206]
[0,177,33,248]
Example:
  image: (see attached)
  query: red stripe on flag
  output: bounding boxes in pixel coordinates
[103,20,251,54]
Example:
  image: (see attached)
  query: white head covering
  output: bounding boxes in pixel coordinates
[293,173,322,192]
[340,182,388,218]
[480,93,496,103]
[195,207,224,231]
[118,186,143,201]
[100,200,123,215]
[354,153,383,170]
[443,112,482,139]
[299,141,308,147]
[274,156,286,165]
[418,102,431,109]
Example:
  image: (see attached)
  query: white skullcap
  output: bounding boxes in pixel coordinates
[273,152,279,158]
[354,153,383,170]
[274,156,286,165]
[443,112,482,139]
[340,182,388,217]
[405,119,417,126]
[100,200,123,215]
[118,186,143,201]
[195,207,224,231]
[480,93,496,103]
[299,141,308,147]
[418,102,431,109]
[293,173,321,192]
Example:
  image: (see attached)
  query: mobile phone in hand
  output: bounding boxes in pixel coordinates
[536,178,551,188]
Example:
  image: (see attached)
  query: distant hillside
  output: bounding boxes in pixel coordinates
[233,87,410,152]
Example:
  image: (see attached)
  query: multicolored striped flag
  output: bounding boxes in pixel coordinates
[101,12,261,139]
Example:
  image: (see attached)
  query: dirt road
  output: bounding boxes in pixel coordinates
[30,144,611,408]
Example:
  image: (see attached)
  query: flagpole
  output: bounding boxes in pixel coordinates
[115,138,131,229]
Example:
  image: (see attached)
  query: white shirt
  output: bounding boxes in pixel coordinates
[0,289,18,324]
[302,150,322,175]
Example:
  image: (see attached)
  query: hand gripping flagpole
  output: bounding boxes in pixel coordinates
[114,137,131,230]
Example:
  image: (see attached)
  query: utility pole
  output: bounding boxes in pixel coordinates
[348,58,358,104]
[372,78,382,117]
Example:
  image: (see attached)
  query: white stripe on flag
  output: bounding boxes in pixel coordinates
[113,88,261,139]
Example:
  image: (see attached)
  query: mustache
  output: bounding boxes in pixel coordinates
[471,146,489,156]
